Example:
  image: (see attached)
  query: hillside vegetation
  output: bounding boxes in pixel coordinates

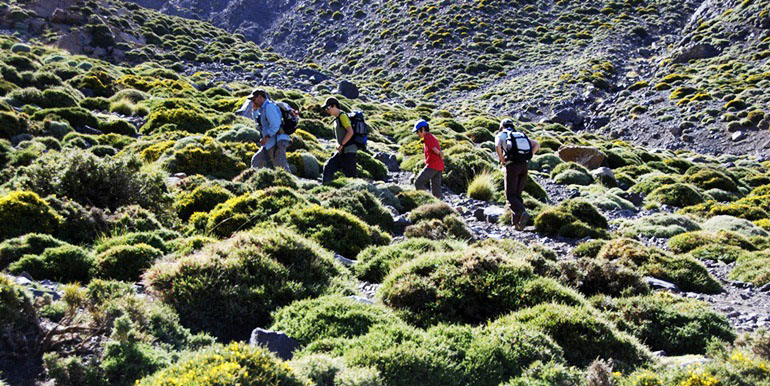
[0,0,769,385]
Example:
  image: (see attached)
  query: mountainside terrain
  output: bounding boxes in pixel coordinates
[1,0,770,385]
[130,0,770,156]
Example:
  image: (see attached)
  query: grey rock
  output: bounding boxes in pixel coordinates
[731,131,746,141]
[473,208,486,222]
[347,295,373,304]
[758,283,770,292]
[295,68,327,85]
[590,167,614,180]
[549,108,582,126]
[556,146,606,169]
[483,206,506,223]
[374,152,400,172]
[393,215,411,234]
[643,277,681,293]
[672,43,720,63]
[727,311,741,318]
[249,328,300,361]
[334,254,355,267]
[337,80,359,99]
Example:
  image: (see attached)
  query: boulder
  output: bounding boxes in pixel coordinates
[672,43,720,64]
[585,116,610,130]
[393,215,411,235]
[483,206,506,223]
[337,80,359,99]
[50,8,85,24]
[295,68,328,85]
[549,108,583,126]
[731,131,746,142]
[56,30,86,55]
[374,152,400,172]
[556,146,606,169]
[249,328,300,361]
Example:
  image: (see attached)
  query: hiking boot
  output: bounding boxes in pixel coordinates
[516,212,530,231]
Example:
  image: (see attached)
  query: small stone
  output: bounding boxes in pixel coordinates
[334,254,355,267]
[732,131,746,141]
[643,277,681,293]
[758,283,770,292]
[727,311,741,318]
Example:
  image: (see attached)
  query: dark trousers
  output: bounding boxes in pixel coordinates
[415,166,443,198]
[505,162,528,222]
[322,151,357,183]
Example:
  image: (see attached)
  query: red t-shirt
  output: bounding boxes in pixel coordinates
[423,133,445,171]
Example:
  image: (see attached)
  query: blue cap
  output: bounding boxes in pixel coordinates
[412,120,429,133]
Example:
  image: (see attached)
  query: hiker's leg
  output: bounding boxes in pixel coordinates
[341,152,357,178]
[415,166,432,192]
[509,163,527,221]
[505,163,524,222]
[251,147,269,169]
[322,152,342,184]
[430,170,443,199]
[273,140,291,172]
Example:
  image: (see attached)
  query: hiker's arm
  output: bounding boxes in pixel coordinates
[496,146,505,165]
[431,146,443,159]
[263,103,282,137]
[337,121,354,152]
[530,139,540,155]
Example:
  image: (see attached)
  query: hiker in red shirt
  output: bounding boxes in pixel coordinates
[413,120,444,198]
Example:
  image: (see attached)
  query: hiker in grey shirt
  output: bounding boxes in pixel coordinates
[239,88,291,172]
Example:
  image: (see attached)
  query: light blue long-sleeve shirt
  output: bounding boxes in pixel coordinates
[238,98,290,149]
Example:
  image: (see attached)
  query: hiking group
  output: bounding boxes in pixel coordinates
[239,88,539,230]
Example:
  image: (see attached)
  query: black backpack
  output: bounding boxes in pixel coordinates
[276,101,299,135]
[502,129,533,163]
[345,111,368,149]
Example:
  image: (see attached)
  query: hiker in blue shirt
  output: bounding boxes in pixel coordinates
[243,88,291,172]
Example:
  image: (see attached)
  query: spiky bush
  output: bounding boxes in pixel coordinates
[137,342,309,385]
[205,187,308,237]
[534,199,608,239]
[96,244,164,282]
[277,205,390,258]
[8,245,94,283]
[0,191,62,240]
[378,247,584,327]
[174,183,234,221]
[354,238,466,283]
[144,227,345,340]
[596,292,734,355]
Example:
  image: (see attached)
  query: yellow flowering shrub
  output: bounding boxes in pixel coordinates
[137,342,310,386]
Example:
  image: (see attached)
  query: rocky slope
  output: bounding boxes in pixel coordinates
[128,0,770,157]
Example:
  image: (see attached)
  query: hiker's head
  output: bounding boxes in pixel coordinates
[248,88,268,108]
[500,118,515,131]
[412,120,429,138]
[323,97,341,117]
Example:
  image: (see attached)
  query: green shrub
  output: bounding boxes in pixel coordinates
[94,231,169,255]
[108,205,165,233]
[144,227,345,340]
[596,292,734,355]
[300,320,564,386]
[616,213,701,238]
[647,183,706,207]
[690,244,753,263]
[81,96,111,111]
[0,191,62,240]
[0,111,28,139]
[573,239,608,258]
[10,150,170,212]
[0,274,39,355]
[396,190,439,212]
[31,107,98,128]
[354,238,466,283]
[702,215,769,238]
[684,168,740,194]
[467,170,496,201]
[629,173,679,195]
[597,238,721,293]
[356,151,388,181]
[164,136,246,179]
[141,108,215,134]
[556,257,649,297]
[378,247,584,327]
[286,151,321,179]
[6,87,77,108]
[534,199,608,239]
[404,214,473,240]
[96,244,164,282]
[730,256,770,286]
[278,205,390,258]
[8,245,94,283]
[321,188,393,232]
[0,233,67,269]
[234,167,299,190]
[271,295,397,346]
[504,303,650,370]
[553,169,593,185]
[206,187,308,237]
[137,342,309,385]
[668,230,756,254]
[407,202,455,223]
[98,119,136,136]
[101,338,170,386]
[174,183,234,221]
